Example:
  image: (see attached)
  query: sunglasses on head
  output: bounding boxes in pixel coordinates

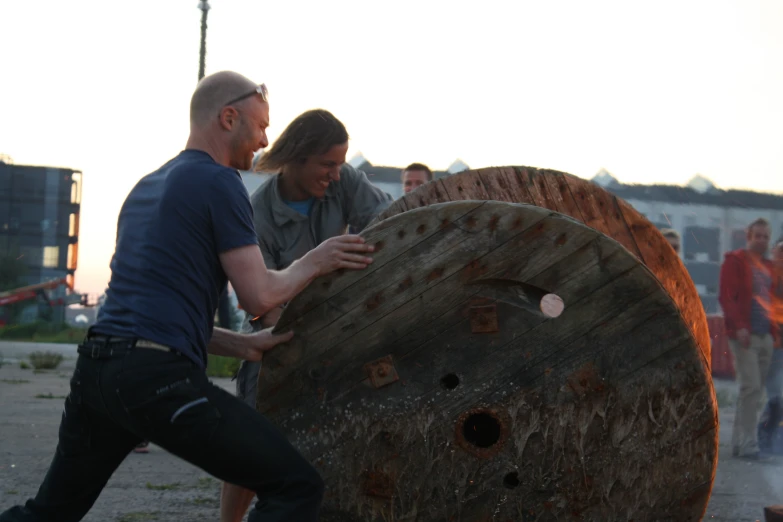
[224,83,268,107]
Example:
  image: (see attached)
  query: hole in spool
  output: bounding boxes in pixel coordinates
[503,472,520,489]
[462,412,502,448]
[440,373,460,390]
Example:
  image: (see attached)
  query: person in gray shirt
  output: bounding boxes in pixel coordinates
[221,108,393,522]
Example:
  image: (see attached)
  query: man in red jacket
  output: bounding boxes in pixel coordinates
[758,239,783,453]
[719,218,777,459]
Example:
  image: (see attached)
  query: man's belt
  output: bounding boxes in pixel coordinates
[80,335,174,359]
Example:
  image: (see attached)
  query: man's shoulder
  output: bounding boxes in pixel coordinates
[164,150,240,185]
[249,174,276,198]
[333,163,386,198]
[248,177,286,239]
[723,249,746,263]
[164,153,247,207]
[248,176,276,214]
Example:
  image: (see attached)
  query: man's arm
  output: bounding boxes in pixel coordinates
[220,235,374,318]
[207,326,292,360]
[259,306,283,328]
[254,237,285,328]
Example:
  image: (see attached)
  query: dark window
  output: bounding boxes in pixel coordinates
[731,229,746,251]
[683,226,720,262]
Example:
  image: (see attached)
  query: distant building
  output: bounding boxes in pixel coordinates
[0,159,83,322]
[594,169,783,314]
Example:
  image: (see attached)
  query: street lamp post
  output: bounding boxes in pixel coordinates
[197,0,231,329]
[197,1,210,81]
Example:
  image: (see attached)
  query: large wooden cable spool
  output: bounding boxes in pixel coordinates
[258,176,718,521]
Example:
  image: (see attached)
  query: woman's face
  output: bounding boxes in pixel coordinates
[290,142,349,199]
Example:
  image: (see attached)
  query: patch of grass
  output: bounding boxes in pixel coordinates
[196,476,215,489]
[19,361,30,370]
[5,490,18,495]
[34,393,68,399]
[1,379,30,384]
[206,354,241,378]
[145,482,180,491]
[116,512,160,522]
[29,351,64,370]
[33,328,89,344]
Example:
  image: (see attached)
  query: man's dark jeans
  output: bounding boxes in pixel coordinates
[0,337,323,522]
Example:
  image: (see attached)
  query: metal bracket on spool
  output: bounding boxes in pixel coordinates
[364,355,399,389]
[470,304,499,333]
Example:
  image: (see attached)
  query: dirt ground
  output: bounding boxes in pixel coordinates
[1,342,783,521]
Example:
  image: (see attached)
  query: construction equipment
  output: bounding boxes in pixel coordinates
[0,278,85,325]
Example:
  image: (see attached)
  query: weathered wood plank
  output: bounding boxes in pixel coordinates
[540,168,584,221]
[475,167,533,203]
[440,168,491,201]
[561,173,613,235]
[375,197,408,220]
[515,166,561,211]
[562,174,644,259]
[402,178,453,212]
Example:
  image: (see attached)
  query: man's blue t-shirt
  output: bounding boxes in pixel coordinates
[93,149,258,369]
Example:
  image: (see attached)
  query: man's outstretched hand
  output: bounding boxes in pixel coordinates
[304,234,375,276]
[243,327,294,362]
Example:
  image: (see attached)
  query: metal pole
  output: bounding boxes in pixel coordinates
[197,1,210,81]
[196,0,232,329]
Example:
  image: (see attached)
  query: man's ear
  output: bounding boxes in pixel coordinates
[218,106,238,131]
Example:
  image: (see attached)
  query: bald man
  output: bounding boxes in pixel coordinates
[0,71,375,522]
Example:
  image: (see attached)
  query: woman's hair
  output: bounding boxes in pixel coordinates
[255,109,348,172]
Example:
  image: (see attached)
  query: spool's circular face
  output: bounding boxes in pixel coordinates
[260,200,717,522]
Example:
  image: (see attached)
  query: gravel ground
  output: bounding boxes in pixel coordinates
[1,342,782,521]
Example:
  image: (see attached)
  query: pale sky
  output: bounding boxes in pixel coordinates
[1,0,782,295]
